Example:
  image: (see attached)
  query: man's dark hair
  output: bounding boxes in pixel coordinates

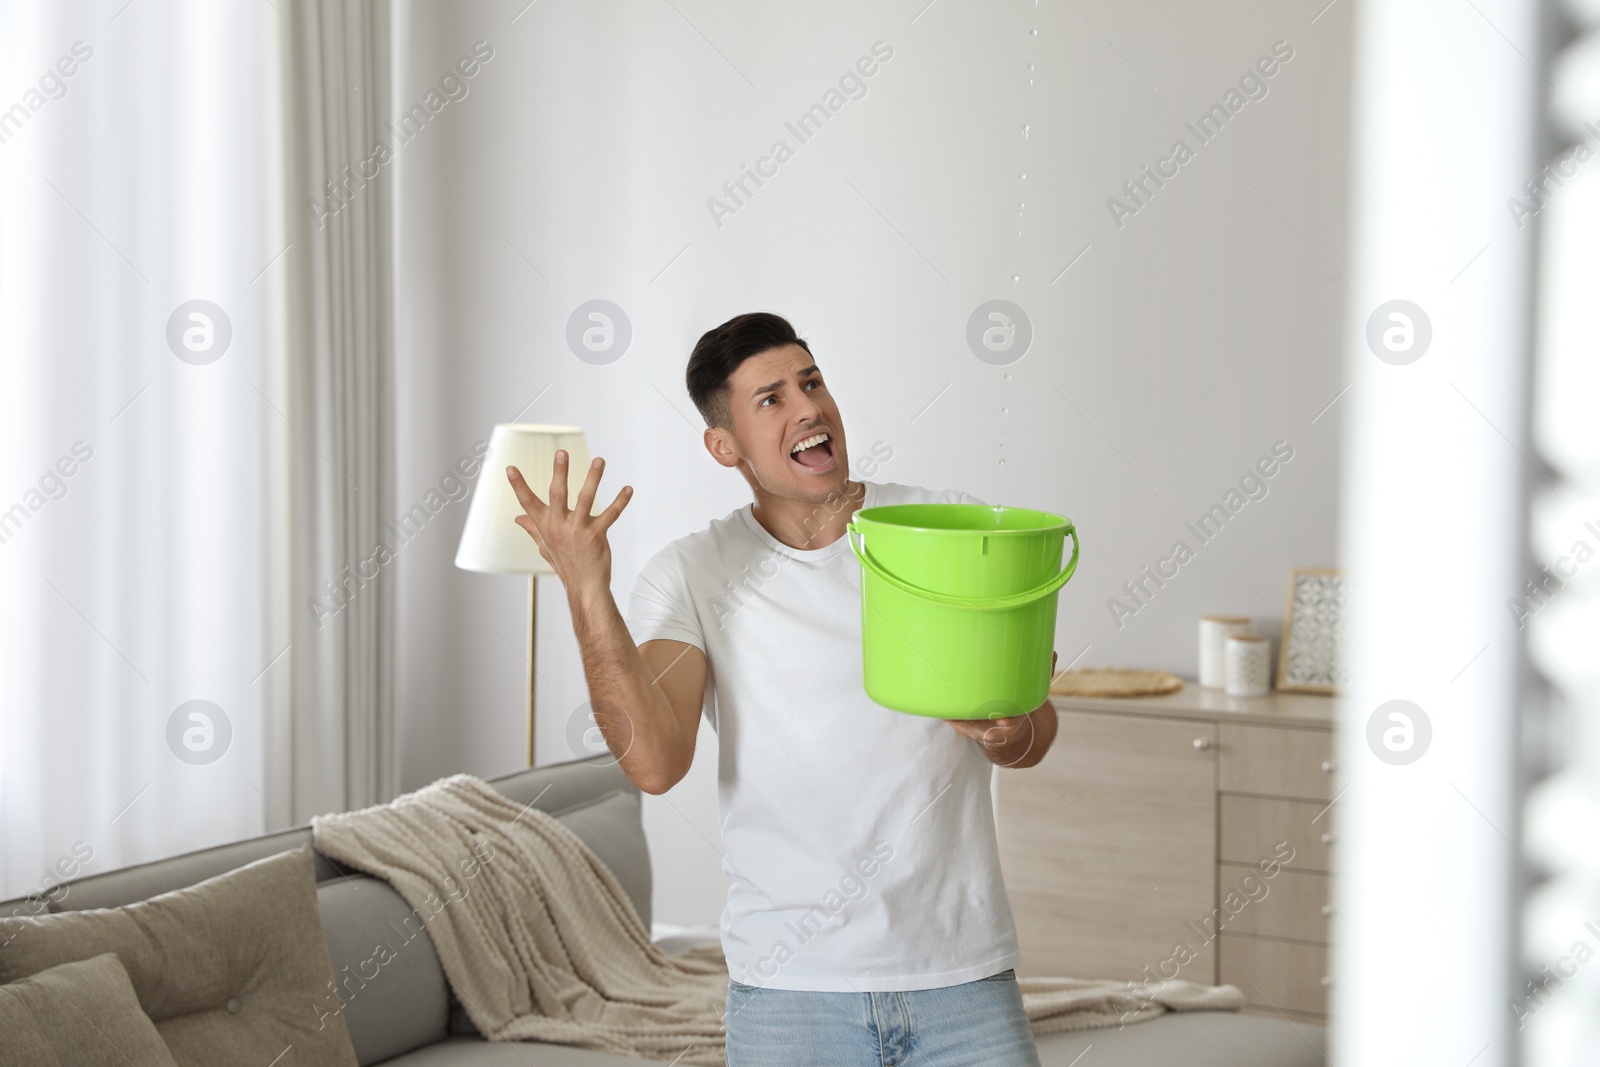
[686,312,812,429]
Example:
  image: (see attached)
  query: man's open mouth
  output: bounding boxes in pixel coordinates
[790,431,835,472]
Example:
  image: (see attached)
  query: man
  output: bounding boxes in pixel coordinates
[506,311,1056,1066]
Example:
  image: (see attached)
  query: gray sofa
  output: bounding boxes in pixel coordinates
[2,754,1328,1065]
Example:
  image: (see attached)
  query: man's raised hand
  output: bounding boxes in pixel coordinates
[506,451,633,597]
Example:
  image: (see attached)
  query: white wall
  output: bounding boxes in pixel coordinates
[392,0,1352,928]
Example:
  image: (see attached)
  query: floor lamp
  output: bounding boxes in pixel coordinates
[455,423,591,767]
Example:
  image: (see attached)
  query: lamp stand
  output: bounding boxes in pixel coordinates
[526,574,538,767]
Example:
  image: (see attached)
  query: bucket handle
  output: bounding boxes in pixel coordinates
[846,523,1079,612]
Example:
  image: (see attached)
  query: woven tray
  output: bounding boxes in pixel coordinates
[1049,668,1184,698]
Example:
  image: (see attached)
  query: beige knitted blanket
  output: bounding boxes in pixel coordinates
[311,774,1240,1065]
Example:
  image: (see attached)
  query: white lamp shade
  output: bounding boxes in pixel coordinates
[455,424,591,574]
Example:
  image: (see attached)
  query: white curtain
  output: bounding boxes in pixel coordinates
[0,0,395,901]
[1520,2,1600,1062]
[279,0,397,821]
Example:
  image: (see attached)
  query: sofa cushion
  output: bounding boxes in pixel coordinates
[381,1015,1328,1066]
[303,787,650,1053]
[317,875,451,1065]
[551,788,651,929]
[0,953,179,1067]
[443,788,651,1038]
[381,1035,668,1064]
[376,1014,1329,1066]
[1032,1011,1328,1066]
[0,847,359,1067]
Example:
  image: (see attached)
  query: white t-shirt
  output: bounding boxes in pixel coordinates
[623,480,1022,992]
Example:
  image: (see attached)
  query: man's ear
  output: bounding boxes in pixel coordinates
[703,426,741,469]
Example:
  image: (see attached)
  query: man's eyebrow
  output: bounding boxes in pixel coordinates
[750,365,820,399]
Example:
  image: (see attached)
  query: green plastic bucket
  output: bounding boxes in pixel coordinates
[847,504,1079,720]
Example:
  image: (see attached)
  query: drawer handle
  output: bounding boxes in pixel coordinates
[1321,904,1335,917]
[1193,738,1212,751]
[1321,761,1337,774]
[1320,833,1335,845]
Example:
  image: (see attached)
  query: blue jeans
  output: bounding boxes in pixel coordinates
[724,968,1041,1067]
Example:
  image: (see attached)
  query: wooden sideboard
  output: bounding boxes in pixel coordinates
[996,685,1338,1023]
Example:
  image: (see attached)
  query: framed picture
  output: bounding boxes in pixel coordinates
[1276,568,1349,694]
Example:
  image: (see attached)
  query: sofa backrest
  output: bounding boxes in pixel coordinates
[1,756,654,1067]
[18,755,651,926]
[487,758,653,930]
[318,779,651,1064]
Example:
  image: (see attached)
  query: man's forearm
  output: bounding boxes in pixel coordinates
[566,586,692,793]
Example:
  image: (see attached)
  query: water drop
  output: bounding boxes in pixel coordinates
[1002,407,1009,415]
[999,458,1007,466]
[1023,124,1031,138]
[1028,29,1038,37]
[1028,63,1035,71]
[1004,374,1013,380]
[1020,173,1027,180]
[1011,274,1020,282]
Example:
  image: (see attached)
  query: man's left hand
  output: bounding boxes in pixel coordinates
[946,651,1059,769]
